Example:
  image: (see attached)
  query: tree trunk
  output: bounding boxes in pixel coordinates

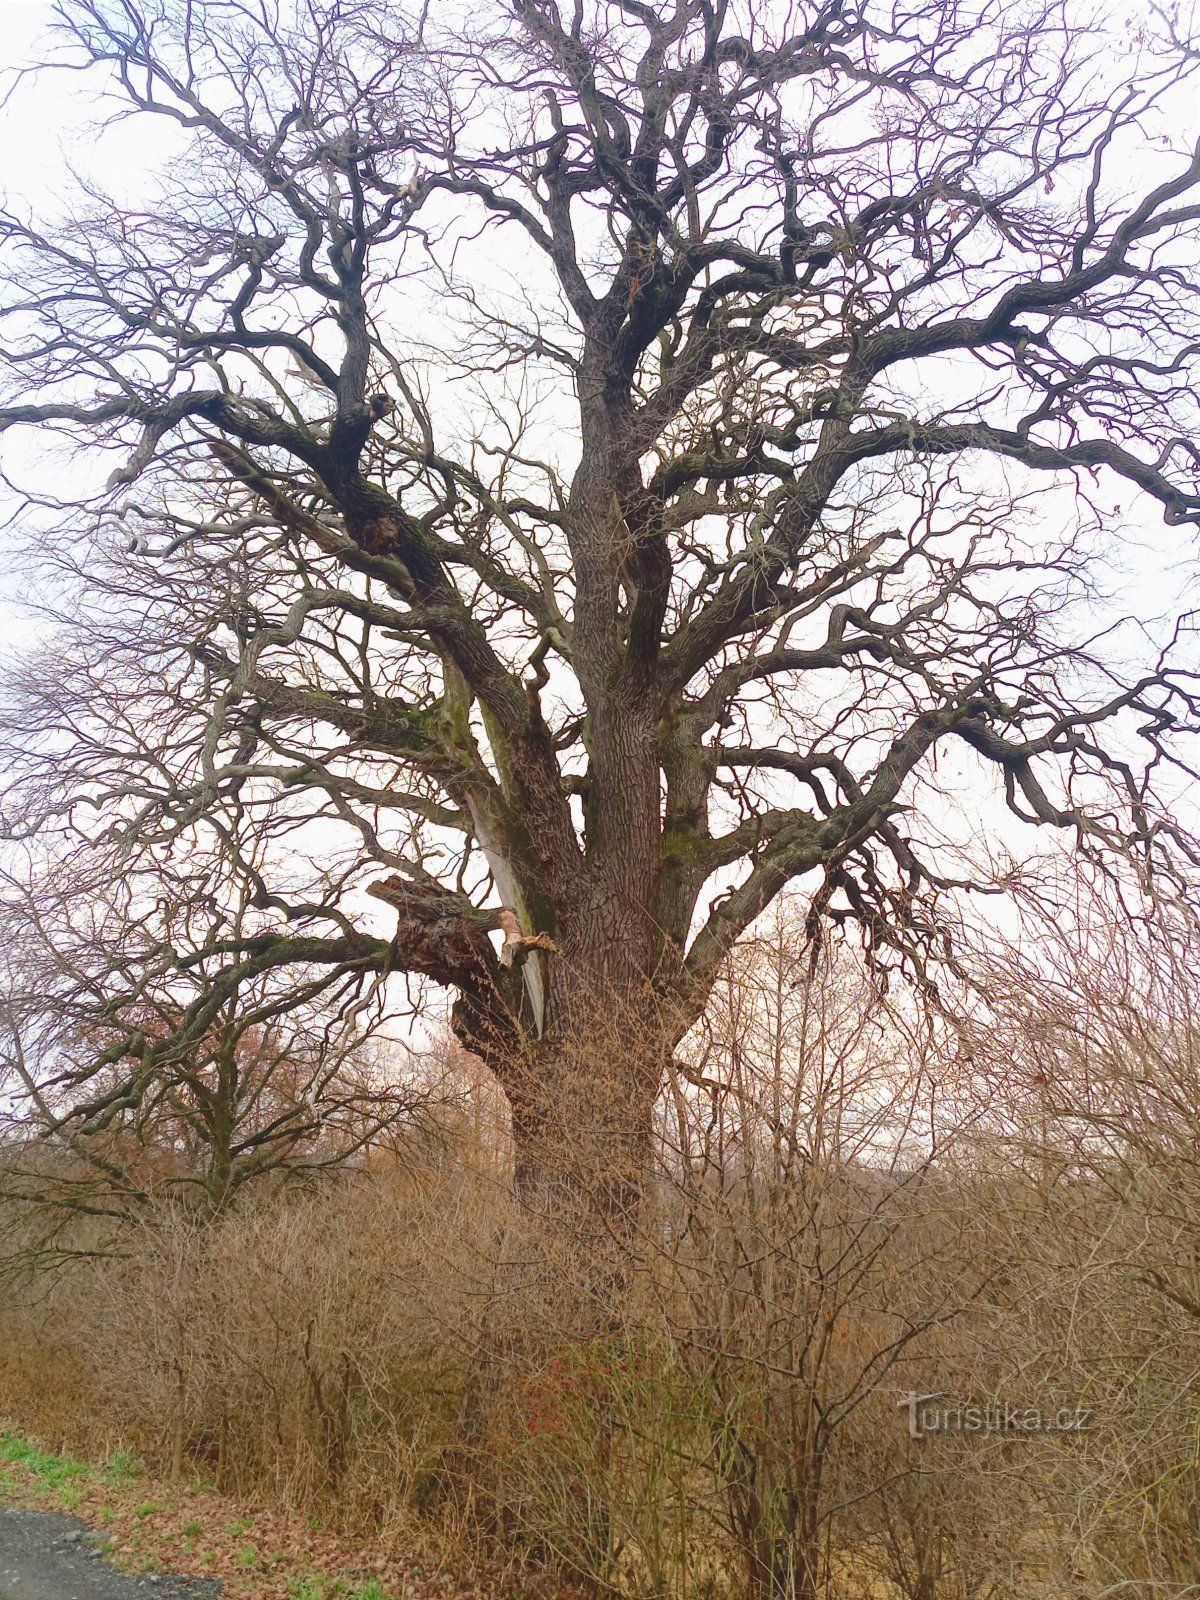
[448,1015,665,1583]
[460,934,672,1316]
[170,1360,186,1483]
[728,1422,824,1600]
[512,1052,655,1229]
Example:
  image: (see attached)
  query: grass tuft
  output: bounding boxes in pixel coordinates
[0,1433,87,1489]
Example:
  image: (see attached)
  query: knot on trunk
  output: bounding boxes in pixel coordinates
[356,514,402,554]
[367,876,499,990]
[367,876,525,1068]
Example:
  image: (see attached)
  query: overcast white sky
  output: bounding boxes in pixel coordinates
[0,0,195,649]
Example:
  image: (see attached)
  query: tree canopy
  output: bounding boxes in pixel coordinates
[2,0,1200,1211]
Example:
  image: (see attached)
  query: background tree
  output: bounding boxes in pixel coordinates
[0,812,434,1258]
[3,0,1200,1274]
[648,920,988,1600]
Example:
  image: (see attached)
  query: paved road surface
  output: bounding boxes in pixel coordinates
[0,1507,221,1599]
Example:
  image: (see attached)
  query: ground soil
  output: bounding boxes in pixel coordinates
[0,1506,222,1599]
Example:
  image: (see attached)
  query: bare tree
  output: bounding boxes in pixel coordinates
[946,905,1200,1596]
[651,918,990,1600]
[0,813,432,1249]
[3,0,1200,1269]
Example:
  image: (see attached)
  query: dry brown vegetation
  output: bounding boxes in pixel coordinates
[2,0,1200,1594]
[5,912,1200,1599]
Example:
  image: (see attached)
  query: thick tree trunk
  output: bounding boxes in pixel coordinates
[447,996,666,1573]
[456,898,673,1302]
[503,1028,663,1328]
[510,1041,658,1201]
[474,1051,658,1587]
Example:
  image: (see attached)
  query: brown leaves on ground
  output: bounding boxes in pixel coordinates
[0,1436,574,1600]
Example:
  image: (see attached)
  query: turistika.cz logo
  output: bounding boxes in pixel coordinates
[897,1392,1094,1441]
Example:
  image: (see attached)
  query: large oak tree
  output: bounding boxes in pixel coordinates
[3,0,1200,1243]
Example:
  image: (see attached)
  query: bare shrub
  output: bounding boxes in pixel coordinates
[6,912,1200,1599]
[0,1161,498,1534]
[445,918,1008,1599]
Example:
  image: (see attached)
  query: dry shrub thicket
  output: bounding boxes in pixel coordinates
[4,908,1200,1600]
